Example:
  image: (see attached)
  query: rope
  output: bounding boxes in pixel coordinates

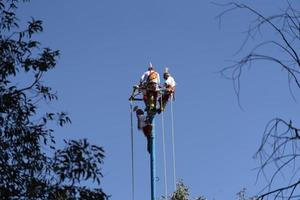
[130,101,135,200]
[170,94,177,190]
[161,96,168,199]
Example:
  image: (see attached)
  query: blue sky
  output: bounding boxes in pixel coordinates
[18,1,300,199]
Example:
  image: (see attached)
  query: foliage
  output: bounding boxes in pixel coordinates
[170,181,189,200]
[219,1,300,199]
[0,0,108,199]
[161,181,206,200]
[236,188,257,200]
[165,182,257,200]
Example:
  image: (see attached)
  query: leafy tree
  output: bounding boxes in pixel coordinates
[163,182,257,200]
[0,0,108,199]
[160,181,206,200]
[170,181,190,200]
[218,1,300,199]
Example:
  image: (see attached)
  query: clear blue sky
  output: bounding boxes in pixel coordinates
[19,0,300,199]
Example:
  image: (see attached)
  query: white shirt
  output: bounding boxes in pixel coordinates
[140,70,160,84]
[165,76,176,87]
[137,115,147,129]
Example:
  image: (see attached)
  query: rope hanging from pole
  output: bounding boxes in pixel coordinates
[130,101,135,200]
[161,96,168,200]
[170,94,177,190]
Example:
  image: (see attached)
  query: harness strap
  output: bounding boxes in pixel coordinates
[147,70,158,83]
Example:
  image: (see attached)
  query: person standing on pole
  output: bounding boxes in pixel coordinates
[158,67,176,114]
[139,63,160,113]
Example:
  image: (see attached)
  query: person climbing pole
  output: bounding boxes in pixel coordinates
[139,63,160,113]
[158,67,176,114]
[133,106,152,153]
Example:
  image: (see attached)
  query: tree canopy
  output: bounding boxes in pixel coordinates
[0,0,108,199]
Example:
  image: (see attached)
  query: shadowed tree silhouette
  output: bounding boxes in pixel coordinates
[218,1,300,200]
[0,0,108,199]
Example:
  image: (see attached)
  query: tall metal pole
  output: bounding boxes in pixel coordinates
[150,119,156,200]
